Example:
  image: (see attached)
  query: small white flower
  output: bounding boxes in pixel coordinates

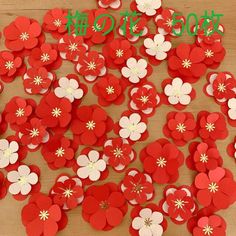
[144,34,171,60]
[55,77,84,102]
[164,77,192,105]
[132,208,164,236]
[136,0,161,16]
[0,139,19,168]
[76,150,106,181]
[7,165,38,195]
[228,98,236,120]
[119,113,147,141]
[98,0,121,9]
[121,58,148,84]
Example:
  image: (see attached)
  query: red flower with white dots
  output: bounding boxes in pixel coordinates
[163,112,197,146]
[50,174,84,210]
[23,67,55,95]
[103,138,136,172]
[159,185,198,224]
[93,74,126,106]
[227,136,236,161]
[140,138,184,184]
[120,168,154,205]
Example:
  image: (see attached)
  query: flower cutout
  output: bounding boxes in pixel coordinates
[140,138,184,184]
[227,136,236,160]
[82,183,127,230]
[50,174,84,210]
[160,185,197,224]
[98,0,121,9]
[76,149,107,182]
[227,98,236,120]
[120,168,154,205]
[134,0,162,17]
[103,137,136,172]
[0,171,7,199]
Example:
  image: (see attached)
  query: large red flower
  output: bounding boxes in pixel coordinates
[140,138,184,184]
[82,183,127,231]
[0,171,7,200]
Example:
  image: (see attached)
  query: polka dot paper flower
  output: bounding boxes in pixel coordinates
[140,138,184,184]
[120,168,154,205]
[82,183,128,231]
[130,204,167,236]
[132,0,162,17]
[159,185,198,224]
[97,0,121,9]
[103,137,136,172]
[227,136,236,160]
[50,174,84,210]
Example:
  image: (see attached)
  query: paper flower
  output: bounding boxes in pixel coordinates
[93,74,126,106]
[159,185,197,224]
[134,0,162,16]
[50,174,84,210]
[76,148,107,182]
[120,168,154,205]
[0,171,7,199]
[141,34,171,65]
[197,111,228,141]
[42,8,68,39]
[82,183,127,230]
[186,141,223,172]
[76,51,106,82]
[227,136,236,160]
[140,138,184,184]
[41,135,75,170]
[168,43,207,83]
[0,81,3,94]
[103,137,136,172]
[98,0,121,9]
[58,34,88,62]
[227,98,236,120]
[163,112,197,146]
[23,67,54,95]
[71,105,113,146]
[130,204,167,236]
[0,112,7,135]
[194,167,236,210]
[0,139,19,168]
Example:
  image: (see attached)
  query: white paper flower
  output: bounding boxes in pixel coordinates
[55,77,84,103]
[119,113,147,141]
[76,150,106,181]
[98,0,121,9]
[121,58,148,84]
[136,0,161,16]
[132,208,164,236]
[164,77,192,105]
[228,98,236,120]
[144,34,171,60]
[7,165,38,195]
[0,139,19,168]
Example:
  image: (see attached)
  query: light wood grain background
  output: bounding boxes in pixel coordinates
[0,0,236,235]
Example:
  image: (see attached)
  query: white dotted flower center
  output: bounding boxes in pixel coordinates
[30,128,40,137]
[92,23,101,32]
[203,225,214,235]
[200,153,209,163]
[132,24,138,32]
[20,32,29,41]
[174,199,186,209]
[69,43,78,52]
[182,59,192,68]
[33,76,43,85]
[53,19,62,27]
[63,189,73,198]
[39,210,49,221]
[41,53,50,62]
[52,107,62,117]
[5,61,14,70]
[176,123,186,133]
[205,123,215,132]
[208,182,219,193]
[113,148,123,158]
[86,120,96,130]
[132,184,144,193]
[217,83,226,92]
[139,95,149,104]
[87,61,96,70]
[205,49,214,58]
[106,86,115,94]
[116,49,124,58]
[165,18,173,27]
[15,108,25,117]
[55,147,65,157]
[156,157,167,168]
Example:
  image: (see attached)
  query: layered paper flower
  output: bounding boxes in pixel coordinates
[227,136,236,160]
[120,168,154,205]
[159,185,197,224]
[98,0,121,9]
[140,138,184,184]
[163,112,197,146]
[103,137,136,172]
[82,183,128,230]
[130,204,167,236]
[221,97,236,127]
[50,174,84,210]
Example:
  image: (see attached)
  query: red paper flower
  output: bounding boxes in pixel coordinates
[0,112,7,135]
[129,82,161,117]
[50,174,84,210]
[227,136,236,160]
[0,51,25,83]
[21,193,66,236]
[82,183,128,231]
[23,67,55,95]
[103,137,136,172]
[186,141,223,172]
[93,74,126,106]
[197,111,228,141]
[194,167,236,210]
[0,171,7,199]
[70,105,113,146]
[43,8,68,39]
[221,96,236,127]
[159,185,198,224]
[168,43,207,83]
[163,112,197,146]
[120,168,154,205]
[36,92,72,128]
[140,138,184,184]
[58,34,88,62]
[76,51,106,83]
[97,0,121,9]
[41,135,75,170]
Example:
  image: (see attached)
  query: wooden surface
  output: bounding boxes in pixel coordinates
[0,0,236,235]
